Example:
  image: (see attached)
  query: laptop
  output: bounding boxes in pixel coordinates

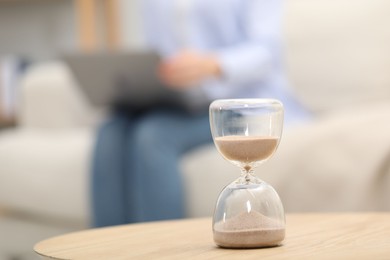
[63,52,197,111]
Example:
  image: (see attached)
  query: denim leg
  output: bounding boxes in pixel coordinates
[125,110,212,222]
[91,115,130,227]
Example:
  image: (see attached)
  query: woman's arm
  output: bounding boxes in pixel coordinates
[159,0,283,89]
[216,0,283,85]
[158,50,221,89]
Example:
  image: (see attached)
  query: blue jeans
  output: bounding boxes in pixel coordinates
[91,109,212,227]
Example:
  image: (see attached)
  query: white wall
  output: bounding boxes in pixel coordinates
[0,0,76,61]
[0,0,146,60]
[118,0,145,50]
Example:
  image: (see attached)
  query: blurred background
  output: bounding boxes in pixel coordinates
[0,0,390,259]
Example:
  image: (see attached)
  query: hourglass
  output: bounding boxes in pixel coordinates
[209,99,285,248]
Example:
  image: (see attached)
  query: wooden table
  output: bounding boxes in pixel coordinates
[34,213,390,259]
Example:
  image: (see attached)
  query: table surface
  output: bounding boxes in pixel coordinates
[34,213,390,259]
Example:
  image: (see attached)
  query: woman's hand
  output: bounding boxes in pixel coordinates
[158,50,221,90]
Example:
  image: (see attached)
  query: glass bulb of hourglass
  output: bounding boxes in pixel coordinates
[214,135,279,182]
[209,99,285,248]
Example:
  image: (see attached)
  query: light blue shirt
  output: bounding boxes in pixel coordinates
[141,0,310,124]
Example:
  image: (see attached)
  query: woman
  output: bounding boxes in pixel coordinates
[92,0,309,227]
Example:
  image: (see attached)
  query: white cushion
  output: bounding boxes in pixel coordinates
[284,0,390,113]
[19,61,100,129]
[0,128,93,223]
[182,102,390,214]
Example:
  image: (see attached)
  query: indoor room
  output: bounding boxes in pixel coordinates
[0,0,389,259]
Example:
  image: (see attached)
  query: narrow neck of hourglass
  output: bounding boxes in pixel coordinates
[238,168,261,185]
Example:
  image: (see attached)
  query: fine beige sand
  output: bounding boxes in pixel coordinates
[213,211,285,248]
[215,135,279,164]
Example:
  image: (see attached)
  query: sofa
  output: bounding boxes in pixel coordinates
[1,0,390,259]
